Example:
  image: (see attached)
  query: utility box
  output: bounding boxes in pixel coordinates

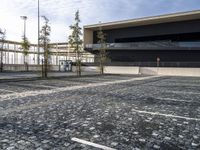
[59,60,72,72]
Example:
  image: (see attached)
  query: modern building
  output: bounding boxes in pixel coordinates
[0,40,94,65]
[84,10,200,67]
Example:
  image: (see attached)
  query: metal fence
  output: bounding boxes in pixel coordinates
[86,41,200,50]
[83,62,200,68]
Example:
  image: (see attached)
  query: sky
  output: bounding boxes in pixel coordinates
[0,0,200,43]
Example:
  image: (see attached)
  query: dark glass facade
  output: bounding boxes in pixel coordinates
[85,16,200,67]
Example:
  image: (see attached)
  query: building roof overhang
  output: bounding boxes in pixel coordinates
[84,10,200,31]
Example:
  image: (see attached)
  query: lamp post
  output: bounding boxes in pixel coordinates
[20,16,28,65]
[0,29,6,72]
[37,0,40,65]
[20,16,27,39]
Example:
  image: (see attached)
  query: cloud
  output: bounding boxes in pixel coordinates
[0,0,200,43]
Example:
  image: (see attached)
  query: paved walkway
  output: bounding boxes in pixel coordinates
[0,71,98,81]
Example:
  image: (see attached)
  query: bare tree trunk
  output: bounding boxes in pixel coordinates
[99,51,105,75]
[24,55,28,72]
[42,59,44,78]
[0,43,4,72]
[75,45,81,77]
[26,62,29,72]
[78,51,81,76]
[0,62,3,72]
[75,49,77,75]
[44,58,47,78]
[100,63,103,75]
[0,50,3,72]
[44,43,48,78]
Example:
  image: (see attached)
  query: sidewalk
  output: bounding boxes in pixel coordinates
[0,71,99,82]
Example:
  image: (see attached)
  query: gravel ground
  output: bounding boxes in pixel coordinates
[0,75,200,150]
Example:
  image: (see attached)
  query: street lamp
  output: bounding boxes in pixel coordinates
[20,16,27,39]
[37,0,40,65]
[20,16,28,65]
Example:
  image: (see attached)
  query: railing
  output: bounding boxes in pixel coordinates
[86,41,200,50]
[83,62,200,67]
[0,40,94,65]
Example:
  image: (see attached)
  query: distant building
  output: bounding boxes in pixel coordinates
[0,40,94,65]
[84,10,200,67]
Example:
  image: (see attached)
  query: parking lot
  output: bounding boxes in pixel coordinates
[0,75,200,150]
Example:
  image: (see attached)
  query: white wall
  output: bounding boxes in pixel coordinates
[2,64,200,77]
[140,67,200,77]
[103,66,200,77]
[104,66,139,74]
[82,66,98,73]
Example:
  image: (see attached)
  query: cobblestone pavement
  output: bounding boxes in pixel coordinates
[0,75,200,150]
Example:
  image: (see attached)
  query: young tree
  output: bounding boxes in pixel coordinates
[97,26,107,74]
[0,29,6,72]
[39,16,51,78]
[20,37,30,71]
[68,10,83,77]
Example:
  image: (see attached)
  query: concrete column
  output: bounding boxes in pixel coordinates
[4,43,6,64]
[67,44,70,60]
[11,54,13,64]
[56,44,58,65]
[16,51,18,64]
[14,44,16,64]
[7,42,9,64]
[34,46,36,64]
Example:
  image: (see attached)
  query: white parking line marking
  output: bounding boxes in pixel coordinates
[71,138,117,150]
[156,97,195,103]
[166,90,200,95]
[0,89,16,93]
[131,108,200,121]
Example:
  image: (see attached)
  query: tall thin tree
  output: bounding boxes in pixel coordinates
[0,29,6,72]
[68,10,83,77]
[39,16,51,78]
[97,26,107,74]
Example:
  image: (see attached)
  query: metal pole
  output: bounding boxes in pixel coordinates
[0,43,3,72]
[24,18,26,39]
[20,16,27,65]
[20,16,27,39]
[37,0,40,65]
